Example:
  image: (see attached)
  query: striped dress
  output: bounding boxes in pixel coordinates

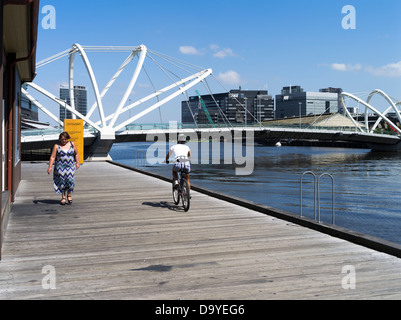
[53,142,76,194]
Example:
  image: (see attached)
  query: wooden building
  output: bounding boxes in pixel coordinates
[1,0,39,259]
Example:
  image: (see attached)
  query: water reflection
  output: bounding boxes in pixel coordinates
[110,142,401,245]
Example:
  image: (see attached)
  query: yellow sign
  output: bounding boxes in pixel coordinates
[64,119,84,164]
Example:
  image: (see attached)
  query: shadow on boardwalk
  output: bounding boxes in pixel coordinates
[1,161,401,300]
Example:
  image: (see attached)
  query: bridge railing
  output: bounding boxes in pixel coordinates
[122,122,367,133]
[21,127,63,137]
[123,123,266,130]
[21,122,400,139]
[21,127,98,139]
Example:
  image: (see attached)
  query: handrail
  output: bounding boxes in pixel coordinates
[318,173,335,224]
[300,171,335,225]
[300,171,317,219]
[135,150,146,167]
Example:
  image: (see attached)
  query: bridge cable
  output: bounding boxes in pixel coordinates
[147,51,225,128]
[36,49,71,68]
[202,79,232,128]
[147,49,204,74]
[182,91,199,129]
[146,50,236,129]
[211,74,265,128]
[202,78,231,127]
[142,65,163,124]
[149,52,200,76]
[146,53,183,87]
[146,52,206,129]
[147,50,200,79]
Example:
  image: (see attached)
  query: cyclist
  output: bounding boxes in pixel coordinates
[165,133,191,190]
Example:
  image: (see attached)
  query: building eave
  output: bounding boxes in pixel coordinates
[3,0,40,82]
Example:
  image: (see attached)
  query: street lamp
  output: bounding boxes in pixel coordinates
[299,101,302,129]
[64,99,67,128]
[314,104,316,129]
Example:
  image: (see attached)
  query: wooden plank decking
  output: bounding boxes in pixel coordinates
[1,161,401,300]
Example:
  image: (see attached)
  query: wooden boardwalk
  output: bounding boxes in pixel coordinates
[1,161,401,300]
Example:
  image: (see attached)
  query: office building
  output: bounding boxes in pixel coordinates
[21,95,51,129]
[275,86,341,119]
[59,85,88,122]
[21,95,39,121]
[182,89,274,125]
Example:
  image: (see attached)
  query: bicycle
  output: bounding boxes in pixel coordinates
[169,157,191,212]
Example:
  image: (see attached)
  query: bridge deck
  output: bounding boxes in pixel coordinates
[1,162,401,300]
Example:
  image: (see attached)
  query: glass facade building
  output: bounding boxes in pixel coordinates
[275,86,341,119]
[59,85,88,122]
[21,95,38,121]
[182,89,274,125]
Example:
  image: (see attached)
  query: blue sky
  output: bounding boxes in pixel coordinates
[32,0,401,125]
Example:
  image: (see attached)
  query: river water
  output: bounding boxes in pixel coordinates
[109,141,401,246]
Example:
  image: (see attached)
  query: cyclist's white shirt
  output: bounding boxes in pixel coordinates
[170,144,190,161]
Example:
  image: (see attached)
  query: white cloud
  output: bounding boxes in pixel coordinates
[214,48,236,59]
[328,61,401,77]
[366,61,401,77]
[217,70,242,85]
[209,44,219,51]
[331,63,347,71]
[210,44,236,59]
[179,44,237,58]
[331,63,362,72]
[179,46,202,55]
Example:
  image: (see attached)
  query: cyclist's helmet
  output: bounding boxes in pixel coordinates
[178,134,186,143]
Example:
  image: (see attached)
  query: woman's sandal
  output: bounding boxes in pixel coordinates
[60,198,66,205]
[67,196,73,204]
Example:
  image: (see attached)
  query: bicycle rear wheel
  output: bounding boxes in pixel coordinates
[172,182,180,205]
[181,180,190,212]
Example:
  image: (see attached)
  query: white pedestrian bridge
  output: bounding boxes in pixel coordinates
[21,121,401,161]
[20,44,401,158]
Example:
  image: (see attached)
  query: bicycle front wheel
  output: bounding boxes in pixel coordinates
[181,180,190,212]
[172,182,180,205]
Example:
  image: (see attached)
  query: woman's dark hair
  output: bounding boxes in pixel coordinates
[59,132,71,140]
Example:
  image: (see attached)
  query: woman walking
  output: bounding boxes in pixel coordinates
[47,132,80,205]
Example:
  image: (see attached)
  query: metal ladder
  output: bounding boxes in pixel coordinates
[300,171,335,225]
[135,150,146,167]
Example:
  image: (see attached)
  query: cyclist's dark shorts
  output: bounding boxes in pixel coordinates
[173,161,191,173]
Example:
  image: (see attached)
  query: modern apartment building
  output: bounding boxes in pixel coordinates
[182,89,274,125]
[275,86,342,119]
[59,85,88,122]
